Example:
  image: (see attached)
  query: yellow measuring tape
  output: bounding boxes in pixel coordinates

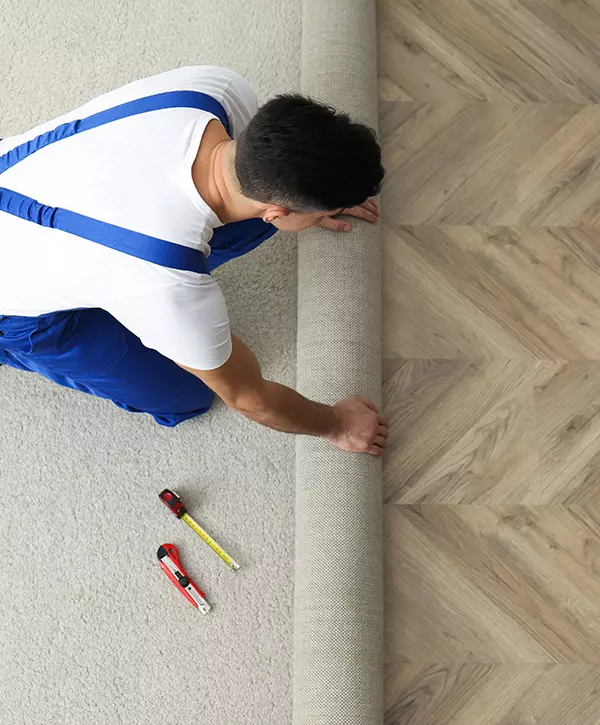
[159,488,240,572]
[181,513,240,572]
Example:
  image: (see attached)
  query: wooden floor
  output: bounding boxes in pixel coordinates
[379,1,600,723]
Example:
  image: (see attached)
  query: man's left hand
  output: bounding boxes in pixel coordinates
[317,197,380,233]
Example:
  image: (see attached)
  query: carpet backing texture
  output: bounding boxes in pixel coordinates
[294,1,384,724]
[0,2,300,724]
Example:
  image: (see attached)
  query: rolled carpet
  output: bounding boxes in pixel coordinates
[293,1,383,724]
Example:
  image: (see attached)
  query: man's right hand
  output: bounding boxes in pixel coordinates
[180,337,388,456]
[326,397,388,456]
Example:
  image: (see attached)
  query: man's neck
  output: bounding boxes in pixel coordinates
[192,120,262,224]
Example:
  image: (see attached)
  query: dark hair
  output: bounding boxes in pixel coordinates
[234,94,384,212]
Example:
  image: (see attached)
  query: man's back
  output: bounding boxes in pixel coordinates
[0,66,257,369]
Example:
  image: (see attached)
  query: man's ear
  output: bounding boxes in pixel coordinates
[263,206,290,224]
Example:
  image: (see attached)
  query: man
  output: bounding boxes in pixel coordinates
[0,66,387,456]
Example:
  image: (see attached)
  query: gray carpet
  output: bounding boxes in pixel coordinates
[294,1,383,723]
[0,2,300,723]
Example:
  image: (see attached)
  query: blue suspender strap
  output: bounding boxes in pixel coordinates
[0,187,210,274]
[0,91,233,274]
[0,91,231,174]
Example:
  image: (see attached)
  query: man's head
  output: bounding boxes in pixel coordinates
[234,94,384,232]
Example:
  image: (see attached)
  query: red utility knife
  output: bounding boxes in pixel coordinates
[157,544,211,614]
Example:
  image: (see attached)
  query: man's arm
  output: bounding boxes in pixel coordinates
[180,336,388,456]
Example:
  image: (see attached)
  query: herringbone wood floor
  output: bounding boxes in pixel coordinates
[380,1,600,723]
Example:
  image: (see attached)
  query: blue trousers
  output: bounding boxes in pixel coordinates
[0,218,276,427]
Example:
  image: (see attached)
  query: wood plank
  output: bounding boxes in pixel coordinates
[380,0,600,720]
[385,506,600,664]
[378,0,600,102]
[385,664,600,725]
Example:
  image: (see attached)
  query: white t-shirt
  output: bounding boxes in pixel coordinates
[0,66,259,370]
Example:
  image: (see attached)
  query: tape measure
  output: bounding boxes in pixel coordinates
[159,489,240,572]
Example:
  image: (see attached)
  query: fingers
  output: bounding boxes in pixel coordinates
[360,399,389,453]
[370,435,388,455]
[320,197,381,232]
[342,205,378,224]
[322,198,380,234]
[359,400,388,428]
[340,197,380,223]
[369,416,388,455]
[360,397,379,412]
[319,216,351,233]
[364,198,380,217]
